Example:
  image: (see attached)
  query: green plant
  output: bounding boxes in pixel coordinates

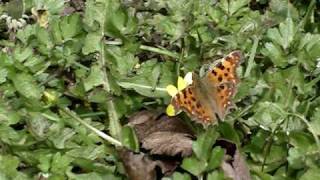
[0,0,320,179]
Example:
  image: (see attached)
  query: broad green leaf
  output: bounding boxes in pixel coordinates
[83,64,105,91]
[206,146,224,171]
[60,14,83,40]
[192,127,218,161]
[105,46,138,77]
[11,73,43,100]
[34,0,64,14]
[172,172,191,180]
[181,156,206,176]
[117,60,175,98]
[262,42,287,67]
[82,32,102,55]
[207,171,224,180]
[218,122,240,145]
[50,153,73,175]
[49,128,76,149]
[16,25,36,44]
[27,112,51,139]
[266,18,296,50]
[13,46,33,62]
[35,25,53,48]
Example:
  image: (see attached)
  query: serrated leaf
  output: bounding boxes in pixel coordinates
[262,42,287,67]
[82,32,102,55]
[192,127,218,161]
[60,14,82,40]
[84,64,105,91]
[11,73,43,100]
[181,156,206,176]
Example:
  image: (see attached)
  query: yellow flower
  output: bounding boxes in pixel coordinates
[166,72,193,116]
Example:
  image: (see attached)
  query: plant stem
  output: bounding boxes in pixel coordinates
[99,40,122,139]
[61,108,122,147]
[299,0,316,29]
[140,45,179,59]
[244,36,259,77]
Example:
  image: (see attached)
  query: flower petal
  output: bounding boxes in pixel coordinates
[166,85,178,97]
[166,104,176,116]
[177,76,187,91]
[184,72,193,85]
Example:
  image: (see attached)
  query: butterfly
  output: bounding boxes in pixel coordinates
[166,51,243,126]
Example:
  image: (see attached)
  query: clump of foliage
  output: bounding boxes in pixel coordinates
[0,0,320,179]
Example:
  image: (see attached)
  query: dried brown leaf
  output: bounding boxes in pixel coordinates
[128,110,193,141]
[118,149,178,180]
[128,110,194,157]
[118,149,157,180]
[142,131,193,156]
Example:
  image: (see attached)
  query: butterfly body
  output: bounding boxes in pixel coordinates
[169,51,243,126]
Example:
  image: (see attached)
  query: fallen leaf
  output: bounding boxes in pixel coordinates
[118,149,178,180]
[142,131,193,156]
[128,110,194,156]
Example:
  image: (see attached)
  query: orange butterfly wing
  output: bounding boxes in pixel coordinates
[169,51,242,126]
[170,74,217,125]
[204,51,243,119]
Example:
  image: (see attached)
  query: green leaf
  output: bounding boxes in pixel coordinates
[35,25,53,48]
[60,14,82,40]
[207,171,224,180]
[104,6,138,38]
[0,155,20,178]
[262,42,287,67]
[266,18,296,50]
[82,32,102,55]
[219,0,250,17]
[300,168,320,180]
[105,46,138,77]
[34,0,64,14]
[0,68,8,84]
[13,46,33,62]
[192,127,218,161]
[49,128,76,149]
[117,60,175,98]
[218,122,240,145]
[84,64,105,91]
[11,73,43,100]
[249,102,286,131]
[172,172,191,180]
[121,126,140,152]
[66,145,106,160]
[206,146,224,171]
[310,108,320,136]
[50,153,73,175]
[181,156,206,176]
[16,25,36,44]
